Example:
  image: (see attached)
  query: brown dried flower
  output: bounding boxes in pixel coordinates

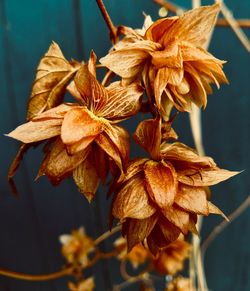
[166,277,192,291]
[59,227,94,267]
[112,117,238,254]
[7,52,143,200]
[68,277,95,291]
[100,4,228,116]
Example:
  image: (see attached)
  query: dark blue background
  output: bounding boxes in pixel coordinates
[0,0,249,290]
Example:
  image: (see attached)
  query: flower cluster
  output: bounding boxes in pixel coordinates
[7,3,238,262]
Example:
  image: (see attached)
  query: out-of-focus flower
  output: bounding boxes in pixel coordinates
[59,227,94,267]
[68,277,95,291]
[100,4,228,116]
[114,237,151,268]
[112,117,238,254]
[7,52,143,201]
[153,236,191,275]
[166,277,192,291]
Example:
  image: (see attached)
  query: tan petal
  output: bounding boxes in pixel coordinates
[166,4,220,47]
[112,174,156,220]
[100,41,160,78]
[161,142,216,168]
[127,215,158,251]
[122,158,148,183]
[42,139,90,184]
[158,217,181,243]
[6,119,62,143]
[100,81,143,121]
[178,167,239,187]
[133,117,161,160]
[61,107,103,145]
[73,150,100,202]
[208,202,228,221]
[88,50,97,77]
[27,42,79,120]
[161,205,190,234]
[175,185,209,215]
[144,160,177,208]
[103,124,129,168]
[67,81,85,105]
[66,135,97,155]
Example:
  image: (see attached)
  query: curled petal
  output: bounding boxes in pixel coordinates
[73,150,100,202]
[144,160,177,208]
[208,202,228,221]
[61,107,103,145]
[178,167,240,187]
[112,174,156,220]
[134,117,161,160]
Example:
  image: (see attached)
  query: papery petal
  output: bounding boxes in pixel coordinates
[126,215,158,251]
[61,107,103,145]
[166,4,220,47]
[66,135,96,155]
[175,184,209,215]
[6,119,62,143]
[178,167,239,187]
[73,150,100,202]
[93,144,110,183]
[100,81,143,121]
[133,117,161,160]
[27,42,80,120]
[112,175,156,220]
[144,160,177,208]
[161,205,190,234]
[208,202,228,220]
[160,142,216,168]
[41,138,90,184]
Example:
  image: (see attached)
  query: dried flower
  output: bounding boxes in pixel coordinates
[153,236,191,275]
[114,237,150,268]
[112,117,238,254]
[166,277,192,291]
[100,4,228,116]
[59,227,94,267]
[7,52,143,200]
[68,277,95,291]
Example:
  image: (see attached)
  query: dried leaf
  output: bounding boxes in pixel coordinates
[144,160,177,208]
[134,117,161,160]
[27,42,79,120]
[178,167,239,187]
[112,174,156,220]
[73,151,100,202]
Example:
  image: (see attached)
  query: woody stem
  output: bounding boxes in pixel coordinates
[95,0,118,43]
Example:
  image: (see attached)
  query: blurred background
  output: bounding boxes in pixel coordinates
[0,0,249,290]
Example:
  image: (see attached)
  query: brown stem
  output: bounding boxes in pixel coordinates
[95,0,118,43]
[201,195,250,257]
[0,267,73,281]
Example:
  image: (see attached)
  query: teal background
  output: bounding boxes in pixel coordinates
[0,0,249,290]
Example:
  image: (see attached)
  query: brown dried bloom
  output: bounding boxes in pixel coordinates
[114,237,151,268]
[112,117,238,254]
[166,277,192,291]
[153,235,191,275]
[100,4,228,116]
[68,277,94,291]
[7,52,143,200]
[59,227,94,267]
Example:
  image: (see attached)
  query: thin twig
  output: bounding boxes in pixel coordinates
[201,195,250,257]
[218,1,250,52]
[0,267,73,281]
[95,0,117,43]
[94,225,121,245]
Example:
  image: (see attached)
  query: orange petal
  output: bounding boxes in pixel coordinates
[158,217,181,243]
[175,184,209,215]
[42,138,90,184]
[133,117,161,160]
[178,167,240,187]
[73,150,100,202]
[61,107,103,145]
[112,174,156,220]
[66,135,97,155]
[144,160,177,208]
[127,215,158,251]
[100,81,143,121]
